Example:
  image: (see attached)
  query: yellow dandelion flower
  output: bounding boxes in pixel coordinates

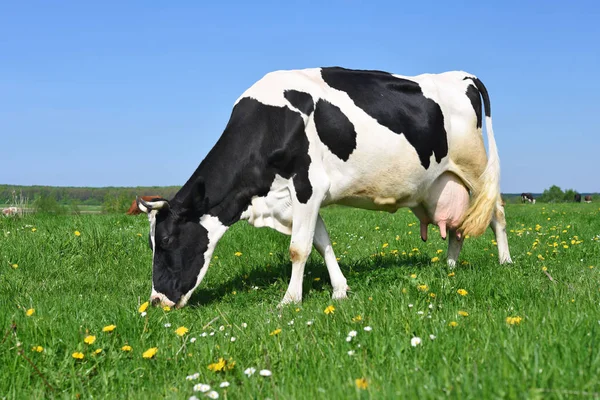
[449,321,458,327]
[355,377,368,390]
[436,249,443,254]
[458,311,469,317]
[102,325,116,333]
[417,284,429,292]
[375,226,380,230]
[94,348,103,355]
[537,254,545,261]
[431,256,440,263]
[84,335,96,345]
[401,288,407,293]
[382,243,389,249]
[314,277,321,282]
[163,306,171,311]
[269,328,282,336]
[121,345,132,352]
[72,352,84,359]
[324,305,335,315]
[138,301,149,313]
[352,315,362,322]
[410,274,417,279]
[208,357,226,372]
[142,347,158,359]
[32,346,43,353]
[175,326,189,336]
[31,228,37,232]
[11,263,18,269]
[505,316,522,325]
[457,289,468,296]
[234,251,242,257]
[429,293,436,298]
[448,272,455,277]
[542,266,548,271]
[137,233,142,237]
[395,235,400,240]
[590,266,594,269]
[26,308,35,317]
[74,231,81,236]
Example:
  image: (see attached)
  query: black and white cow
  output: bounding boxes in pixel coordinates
[138,67,512,308]
[521,193,535,203]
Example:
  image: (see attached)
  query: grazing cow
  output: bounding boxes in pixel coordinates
[127,196,161,215]
[2,207,19,216]
[138,67,512,308]
[574,193,582,203]
[584,195,592,203]
[521,193,535,203]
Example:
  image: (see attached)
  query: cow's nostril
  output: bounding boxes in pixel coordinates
[151,297,161,307]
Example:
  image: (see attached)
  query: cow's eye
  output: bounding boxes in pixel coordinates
[160,236,172,247]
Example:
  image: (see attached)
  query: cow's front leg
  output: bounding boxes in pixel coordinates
[313,214,348,300]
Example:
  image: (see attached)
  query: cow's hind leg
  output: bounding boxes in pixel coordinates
[313,214,348,300]
[491,200,512,264]
[447,230,463,268]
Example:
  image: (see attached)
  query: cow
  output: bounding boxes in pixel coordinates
[574,193,582,203]
[2,207,19,216]
[137,67,512,309]
[521,193,535,203]
[127,196,162,215]
[584,195,592,203]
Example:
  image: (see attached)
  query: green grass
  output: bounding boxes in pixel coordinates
[1,204,599,399]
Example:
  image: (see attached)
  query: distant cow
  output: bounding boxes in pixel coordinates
[574,194,582,203]
[2,207,19,216]
[584,195,592,203]
[127,196,161,215]
[137,66,512,309]
[521,193,535,203]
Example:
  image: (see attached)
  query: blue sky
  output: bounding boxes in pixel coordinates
[1,1,598,192]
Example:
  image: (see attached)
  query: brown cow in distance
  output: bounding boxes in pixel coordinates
[584,195,592,203]
[127,196,162,215]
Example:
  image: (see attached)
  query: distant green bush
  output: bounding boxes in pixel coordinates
[33,194,67,214]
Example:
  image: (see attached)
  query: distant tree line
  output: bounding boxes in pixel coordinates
[536,185,597,203]
[0,185,181,214]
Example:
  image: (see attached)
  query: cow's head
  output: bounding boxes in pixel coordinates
[137,182,213,309]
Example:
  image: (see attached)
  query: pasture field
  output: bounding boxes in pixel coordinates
[1,204,599,399]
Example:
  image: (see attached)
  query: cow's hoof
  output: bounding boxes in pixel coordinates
[277,295,301,308]
[447,260,457,269]
[332,285,350,300]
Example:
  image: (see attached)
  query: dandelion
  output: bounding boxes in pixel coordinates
[458,311,469,317]
[121,345,132,352]
[244,367,256,377]
[32,346,43,353]
[324,305,335,315]
[84,335,96,345]
[382,243,389,248]
[142,347,158,359]
[102,325,116,333]
[457,289,468,296]
[411,337,422,347]
[175,326,189,336]
[352,315,362,322]
[193,384,211,393]
[417,284,429,291]
[410,273,417,279]
[234,252,242,257]
[72,352,84,360]
[449,321,458,327]
[506,316,523,325]
[269,328,282,336]
[206,391,219,399]
[163,305,171,311]
[314,277,321,282]
[25,308,35,317]
[219,382,230,388]
[259,369,272,377]
[431,257,440,263]
[542,266,548,271]
[429,293,436,298]
[74,231,81,236]
[355,378,368,390]
[537,254,545,261]
[364,326,372,331]
[94,348,103,355]
[138,301,149,313]
[436,249,443,254]
[31,228,37,232]
[11,263,18,269]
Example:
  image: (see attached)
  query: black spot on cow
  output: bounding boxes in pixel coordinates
[464,76,491,118]
[284,90,314,115]
[465,84,482,129]
[321,67,448,169]
[314,99,357,161]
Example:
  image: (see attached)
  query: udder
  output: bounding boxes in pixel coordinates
[411,173,470,241]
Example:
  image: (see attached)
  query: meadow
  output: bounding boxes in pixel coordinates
[1,203,599,399]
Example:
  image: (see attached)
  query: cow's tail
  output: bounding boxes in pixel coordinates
[460,77,502,237]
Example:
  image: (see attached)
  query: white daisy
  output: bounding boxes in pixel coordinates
[241,323,248,328]
[364,326,372,331]
[193,383,210,393]
[186,373,200,381]
[244,367,256,377]
[230,337,236,342]
[189,337,197,343]
[206,391,219,399]
[140,312,147,317]
[348,330,357,337]
[219,382,230,388]
[411,337,422,347]
[429,334,436,340]
[164,323,171,328]
[259,369,272,377]
[347,350,355,356]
